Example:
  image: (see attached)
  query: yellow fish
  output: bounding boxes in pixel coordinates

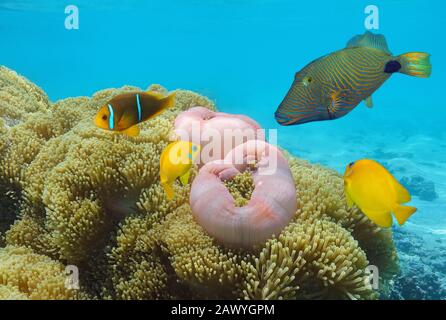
[160,141,201,200]
[343,159,417,228]
[94,91,175,137]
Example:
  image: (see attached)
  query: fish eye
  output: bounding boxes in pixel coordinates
[102,115,108,121]
[303,76,313,87]
[348,162,355,168]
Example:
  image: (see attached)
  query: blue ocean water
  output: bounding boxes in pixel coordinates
[1,0,445,299]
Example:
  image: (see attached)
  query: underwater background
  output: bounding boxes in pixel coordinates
[0,0,444,299]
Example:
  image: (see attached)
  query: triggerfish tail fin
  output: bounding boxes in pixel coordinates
[396,52,432,78]
[121,125,140,137]
[392,204,417,226]
[161,182,175,200]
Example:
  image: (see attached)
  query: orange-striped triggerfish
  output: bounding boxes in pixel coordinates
[94,91,176,136]
[275,32,431,126]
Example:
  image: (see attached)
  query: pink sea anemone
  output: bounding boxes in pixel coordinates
[190,140,297,248]
[174,107,265,165]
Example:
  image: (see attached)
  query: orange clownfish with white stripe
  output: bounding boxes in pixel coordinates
[94,91,176,136]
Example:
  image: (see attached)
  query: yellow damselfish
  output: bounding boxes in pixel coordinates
[343,159,417,228]
[160,141,201,200]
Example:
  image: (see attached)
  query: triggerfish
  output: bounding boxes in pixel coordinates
[275,32,432,126]
[94,91,176,136]
[343,159,417,228]
[160,141,201,200]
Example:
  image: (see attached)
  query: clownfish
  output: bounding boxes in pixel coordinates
[94,91,176,136]
[344,159,417,228]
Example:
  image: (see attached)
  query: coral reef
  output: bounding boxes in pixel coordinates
[388,228,446,300]
[0,245,77,300]
[0,66,398,300]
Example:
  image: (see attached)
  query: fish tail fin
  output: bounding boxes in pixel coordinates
[392,204,417,226]
[396,52,432,78]
[161,182,175,200]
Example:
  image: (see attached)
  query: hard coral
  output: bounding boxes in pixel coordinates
[0,66,397,300]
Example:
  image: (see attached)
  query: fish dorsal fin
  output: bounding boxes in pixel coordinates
[364,96,373,108]
[346,31,392,55]
[145,90,165,99]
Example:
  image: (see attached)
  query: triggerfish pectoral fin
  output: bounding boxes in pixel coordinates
[392,204,417,226]
[328,89,354,118]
